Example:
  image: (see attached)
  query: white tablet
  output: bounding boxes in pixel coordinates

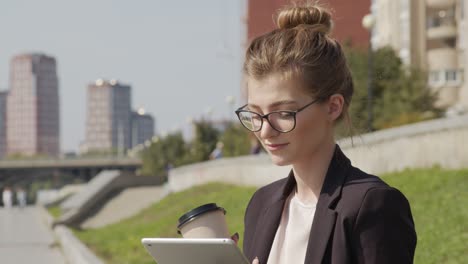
[141,238,250,264]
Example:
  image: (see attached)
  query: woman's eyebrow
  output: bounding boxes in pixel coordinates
[248,100,298,109]
[270,100,298,107]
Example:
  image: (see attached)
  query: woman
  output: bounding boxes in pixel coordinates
[235,3,417,264]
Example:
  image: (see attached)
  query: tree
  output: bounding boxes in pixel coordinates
[187,120,220,162]
[373,67,437,128]
[220,123,251,157]
[342,46,370,136]
[371,47,440,129]
[342,45,441,135]
[141,132,188,177]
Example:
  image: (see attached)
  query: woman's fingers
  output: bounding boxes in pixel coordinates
[252,257,259,264]
[231,232,240,245]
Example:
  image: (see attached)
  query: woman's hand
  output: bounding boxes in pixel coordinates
[230,232,239,245]
[230,233,258,263]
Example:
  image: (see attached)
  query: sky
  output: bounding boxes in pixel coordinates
[0,0,247,152]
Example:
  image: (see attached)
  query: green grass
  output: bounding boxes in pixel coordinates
[384,167,468,264]
[47,205,61,219]
[74,168,468,264]
[73,183,257,264]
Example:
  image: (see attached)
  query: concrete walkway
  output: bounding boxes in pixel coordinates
[0,206,66,264]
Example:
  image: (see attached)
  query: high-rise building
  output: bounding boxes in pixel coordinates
[371,0,413,66]
[131,108,155,148]
[372,0,468,111]
[0,91,7,158]
[84,79,131,154]
[6,53,60,157]
[246,0,371,47]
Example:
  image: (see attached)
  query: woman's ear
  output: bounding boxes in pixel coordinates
[327,94,344,121]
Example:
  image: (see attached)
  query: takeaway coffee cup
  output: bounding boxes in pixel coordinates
[177,203,229,238]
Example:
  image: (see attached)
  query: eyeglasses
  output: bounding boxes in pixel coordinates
[235,99,320,133]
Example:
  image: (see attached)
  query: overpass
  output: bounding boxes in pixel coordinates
[0,157,142,188]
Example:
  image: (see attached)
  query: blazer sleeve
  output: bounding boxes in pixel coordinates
[352,187,417,264]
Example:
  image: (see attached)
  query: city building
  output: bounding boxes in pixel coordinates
[6,53,60,157]
[371,0,468,111]
[246,0,467,112]
[0,91,7,158]
[246,0,371,47]
[131,108,155,148]
[83,79,131,155]
[370,0,413,66]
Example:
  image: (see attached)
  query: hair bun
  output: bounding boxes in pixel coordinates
[276,5,332,34]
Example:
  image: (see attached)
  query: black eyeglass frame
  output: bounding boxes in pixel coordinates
[234,98,321,133]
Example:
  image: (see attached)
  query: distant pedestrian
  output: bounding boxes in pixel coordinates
[250,139,262,155]
[209,141,224,160]
[2,186,13,208]
[16,187,27,208]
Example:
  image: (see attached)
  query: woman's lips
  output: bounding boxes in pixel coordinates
[265,143,289,151]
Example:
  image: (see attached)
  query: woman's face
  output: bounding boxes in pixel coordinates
[246,73,341,166]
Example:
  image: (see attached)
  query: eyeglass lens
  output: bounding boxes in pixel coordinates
[238,111,295,132]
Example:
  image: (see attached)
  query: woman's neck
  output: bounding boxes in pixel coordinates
[292,141,336,204]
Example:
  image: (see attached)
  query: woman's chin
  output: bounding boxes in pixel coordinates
[270,154,292,166]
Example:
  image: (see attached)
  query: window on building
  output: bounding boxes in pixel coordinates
[446,69,463,85]
[429,70,442,86]
[441,38,456,48]
[446,70,457,82]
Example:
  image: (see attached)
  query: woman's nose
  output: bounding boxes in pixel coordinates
[258,119,279,139]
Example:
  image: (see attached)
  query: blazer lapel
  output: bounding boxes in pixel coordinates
[251,172,296,263]
[251,199,285,263]
[250,145,351,264]
[304,145,351,263]
[303,202,338,263]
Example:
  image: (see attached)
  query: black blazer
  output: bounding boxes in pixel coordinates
[243,145,417,264]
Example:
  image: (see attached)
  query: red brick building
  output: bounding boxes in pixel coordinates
[246,0,371,48]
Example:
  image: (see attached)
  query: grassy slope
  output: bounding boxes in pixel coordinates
[47,206,61,219]
[74,168,468,264]
[384,168,468,264]
[74,183,257,264]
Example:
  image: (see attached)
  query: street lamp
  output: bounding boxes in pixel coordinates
[362,13,375,132]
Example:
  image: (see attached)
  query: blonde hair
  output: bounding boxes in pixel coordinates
[244,2,354,124]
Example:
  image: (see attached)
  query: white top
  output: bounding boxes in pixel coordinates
[267,191,317,264]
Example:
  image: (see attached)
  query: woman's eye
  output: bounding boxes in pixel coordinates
[252,115,262,121]
[279,112,293,118]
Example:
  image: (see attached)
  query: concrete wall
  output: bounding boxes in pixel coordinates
[337,114,468,174]
[39,206,105,264]
[169,115,468,191]
[57,170,164,227]
[37,184,84,205]
[168,155,291,192]
[427,48,457,70]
